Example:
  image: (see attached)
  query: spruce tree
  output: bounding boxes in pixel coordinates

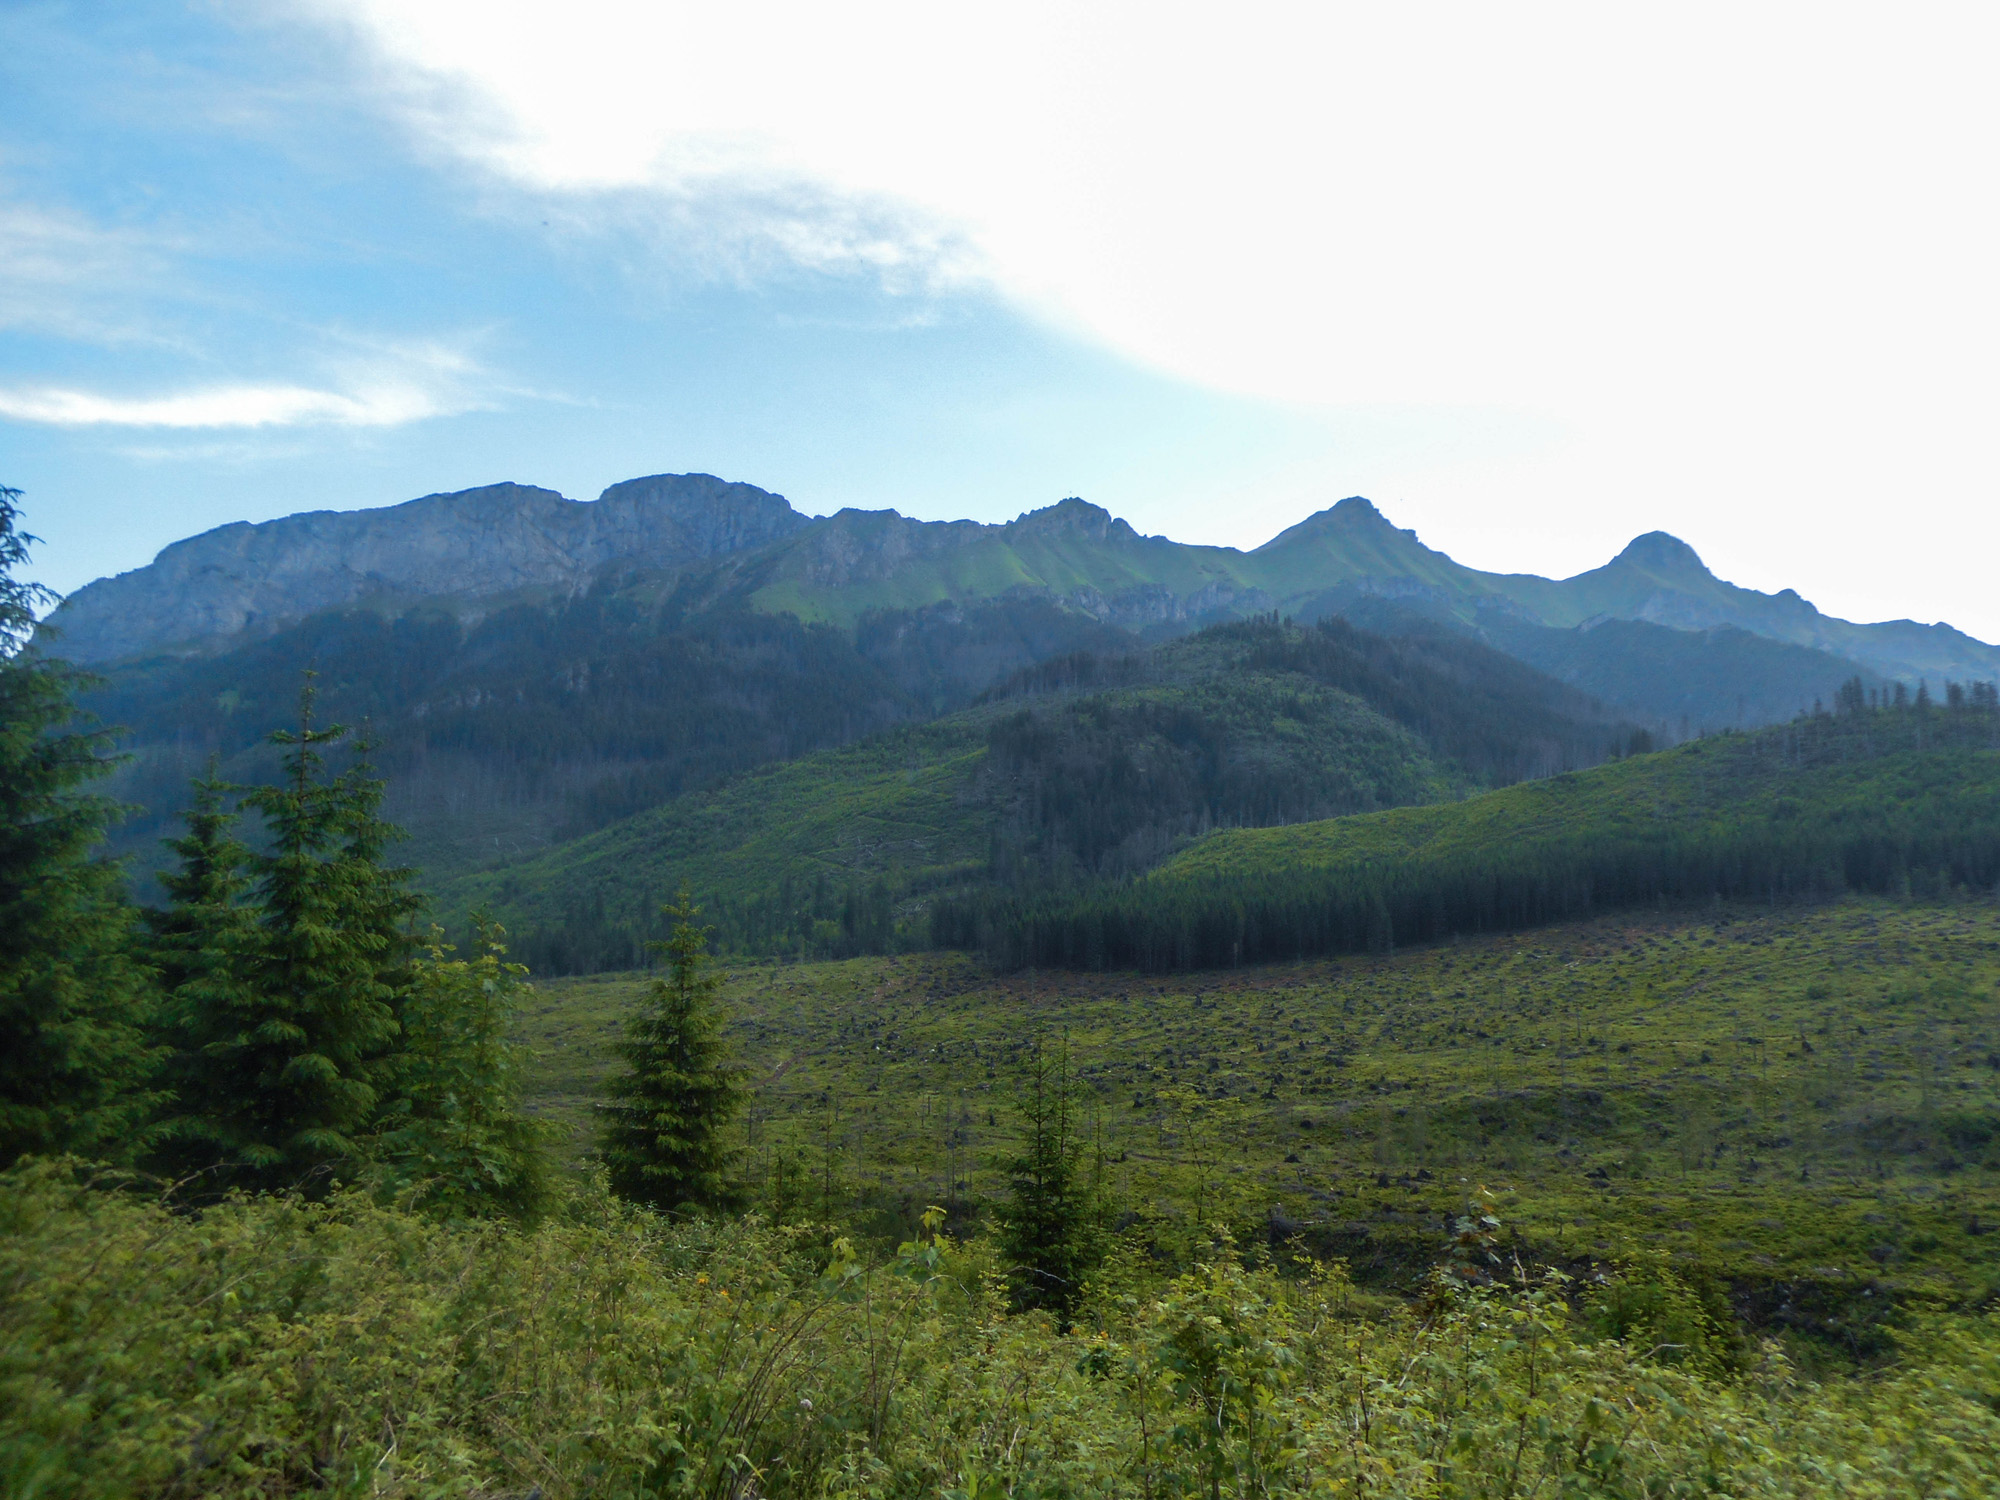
[144,761,261,1179]
[995,1035,1102,1320]
[180,681,420,1190]
[0,485,159,1163]
[375,917,553,1219]
[597,890,744,1214]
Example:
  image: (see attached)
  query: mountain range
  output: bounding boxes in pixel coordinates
[50,472,2000,687]
[44,471,2000,965]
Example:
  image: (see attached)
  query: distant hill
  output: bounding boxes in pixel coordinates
[431,617,1637,972]
[1337,597,1889,732]
[48,470,2000,931]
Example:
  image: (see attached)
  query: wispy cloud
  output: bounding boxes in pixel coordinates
[0,200,186,345]
[0,381,445,428]
[0,339,497,430]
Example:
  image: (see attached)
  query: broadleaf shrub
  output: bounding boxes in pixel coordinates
[2,1161,1996,1497]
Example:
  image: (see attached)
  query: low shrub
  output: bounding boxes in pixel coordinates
[2,1162,1997,1498]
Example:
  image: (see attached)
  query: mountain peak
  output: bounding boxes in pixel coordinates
[1010,497,1136,541]
[1612,531,1710,576]
[593,472,808,556]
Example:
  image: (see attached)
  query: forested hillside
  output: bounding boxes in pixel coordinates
[944,687,2000,970]
[81,591,1135,890]
[439,616,1635,971]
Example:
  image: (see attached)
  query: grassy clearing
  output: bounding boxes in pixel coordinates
[524,896,2000,1354]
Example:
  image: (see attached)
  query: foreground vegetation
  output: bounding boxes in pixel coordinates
[11,895,2000,1496]
[9,1161,1999,1498]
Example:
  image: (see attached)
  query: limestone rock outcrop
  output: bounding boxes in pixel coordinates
[45,474,807,662]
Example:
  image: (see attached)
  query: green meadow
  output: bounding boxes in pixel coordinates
[523,894,2000,1360]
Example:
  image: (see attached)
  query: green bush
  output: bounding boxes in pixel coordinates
[4,1162,1999,1498]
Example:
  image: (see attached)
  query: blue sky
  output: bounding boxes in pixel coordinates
[6,3,1998,638]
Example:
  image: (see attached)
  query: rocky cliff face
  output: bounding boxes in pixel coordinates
[44,474,809,663]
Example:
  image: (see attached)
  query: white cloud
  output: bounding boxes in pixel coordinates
[0,380,448,428]
[312,4,2000,395]
[296,0,2000,629]
[0,335,498,429]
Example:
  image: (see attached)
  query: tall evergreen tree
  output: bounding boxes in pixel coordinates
[148,760,254,989]
[175,680,421,1190]
[375,917,553,1219]
[995,1035,1102,1321]
[0,485,159,1163]
[597,890,744,1214]
[144,761,261,1179]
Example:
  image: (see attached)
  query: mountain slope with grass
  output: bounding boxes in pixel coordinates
[954,693,2000,970]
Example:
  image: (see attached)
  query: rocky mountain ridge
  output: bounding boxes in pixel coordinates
[44,473,2000,686]
[45,473,807,663]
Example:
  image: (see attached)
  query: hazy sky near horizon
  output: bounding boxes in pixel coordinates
[4,3,1998,636]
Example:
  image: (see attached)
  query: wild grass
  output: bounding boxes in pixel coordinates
[525,896,2000,1357]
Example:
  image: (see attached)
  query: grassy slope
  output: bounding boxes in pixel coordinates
[433,632,1471,954]
[443,717,995,933]
[743,510,1258,628]
[522,896,2000,1350]
[1153,715,2000,887]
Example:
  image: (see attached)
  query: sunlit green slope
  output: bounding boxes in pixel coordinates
[1157,713,2000,885]
[959,701,2000,970]
[708,492,2000,685]
[726,500,1262,628]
